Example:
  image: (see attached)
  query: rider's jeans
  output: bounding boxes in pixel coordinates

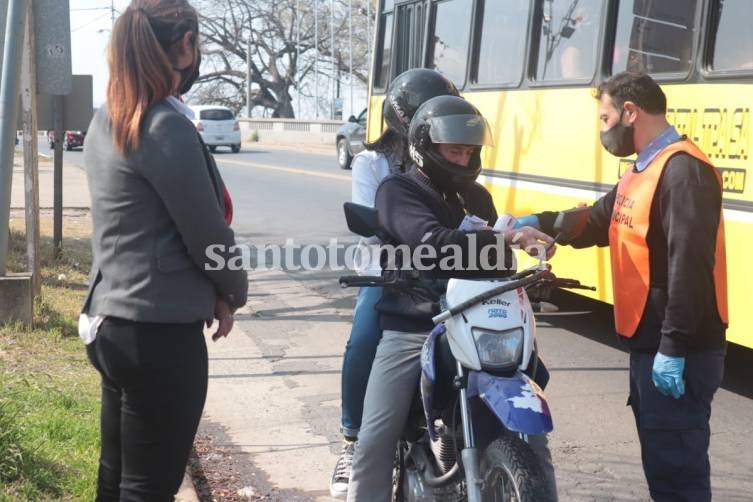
[347,329,559,502]
[340,286,383,438]
[348,329,426,502]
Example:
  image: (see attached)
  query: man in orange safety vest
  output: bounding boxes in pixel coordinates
[536,72,728,501]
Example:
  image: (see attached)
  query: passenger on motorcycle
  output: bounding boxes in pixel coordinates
[331,69,460,499]
[347,95,558,501]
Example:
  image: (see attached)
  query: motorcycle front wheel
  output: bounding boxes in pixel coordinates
[479,435,549,502]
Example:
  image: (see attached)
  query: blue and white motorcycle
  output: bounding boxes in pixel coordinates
[341,203,593,502]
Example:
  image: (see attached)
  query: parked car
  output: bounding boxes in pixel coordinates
[335,108,367,169]
[188,105,242,153]
[47,130,86,151]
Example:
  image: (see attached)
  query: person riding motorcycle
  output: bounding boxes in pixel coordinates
[331,68,460,498]
[346,95,558,501]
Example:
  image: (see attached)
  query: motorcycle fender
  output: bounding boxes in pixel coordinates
[467,371,553,435]
[420,324,445,441]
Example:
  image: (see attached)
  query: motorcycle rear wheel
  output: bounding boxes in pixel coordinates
[480,435,549,502]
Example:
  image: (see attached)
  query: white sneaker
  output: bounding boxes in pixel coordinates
[329,439,356,499]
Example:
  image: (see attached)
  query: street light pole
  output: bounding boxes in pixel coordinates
[349,0,353,116]
[330,0,335,120]
[296,0,301,118]
[246,36,252,118]
[314,0,319,118]
[0,0,29,273]
[367,0,372,75]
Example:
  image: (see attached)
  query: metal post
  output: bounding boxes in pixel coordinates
[296,0,301,118]
[110,0,115,26]
[52,95,63,257]
[367,0,372,74]
[314,0,319,118]
[246,37,252,118]
[349,0,353,115]
[0,0,29,274]
[330,0,335,120]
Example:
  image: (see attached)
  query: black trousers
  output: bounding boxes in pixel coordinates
[86,317,208,502]
[628,347,725,502]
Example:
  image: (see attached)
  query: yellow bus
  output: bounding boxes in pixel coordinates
[366,0,753,349]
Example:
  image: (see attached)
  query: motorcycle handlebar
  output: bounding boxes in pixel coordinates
[549,278,596,291]
[338,275,388,288]
[432,270,549,324]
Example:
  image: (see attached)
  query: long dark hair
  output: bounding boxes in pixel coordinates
[363,129,409,172]
[107,0,199,153]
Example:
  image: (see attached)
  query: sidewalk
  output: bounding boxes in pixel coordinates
[199,267,348,501]
[10,154,91,209]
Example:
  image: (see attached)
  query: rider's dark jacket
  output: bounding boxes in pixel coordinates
[374,167,514,333]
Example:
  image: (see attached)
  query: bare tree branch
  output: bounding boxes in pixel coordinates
[192,0,373,117]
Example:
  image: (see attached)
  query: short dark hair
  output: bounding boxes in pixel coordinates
[595,72,667,115]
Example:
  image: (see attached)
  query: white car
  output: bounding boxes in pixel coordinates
[189,105,242,153]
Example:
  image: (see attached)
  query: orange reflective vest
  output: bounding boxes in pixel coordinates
[608,139,728,338]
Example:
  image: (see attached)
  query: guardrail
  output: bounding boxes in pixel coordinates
[238,118,345,146]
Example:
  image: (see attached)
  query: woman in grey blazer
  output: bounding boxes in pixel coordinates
[81,1,248,500]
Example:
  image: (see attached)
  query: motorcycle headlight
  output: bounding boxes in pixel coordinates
[472,327,523,371]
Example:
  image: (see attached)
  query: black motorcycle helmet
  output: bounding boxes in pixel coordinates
[383,68,460,138]
[408,95,494,192]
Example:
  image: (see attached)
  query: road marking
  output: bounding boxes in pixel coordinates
[217,158,351,182]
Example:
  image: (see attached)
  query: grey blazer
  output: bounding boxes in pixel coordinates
[82,101,248,323]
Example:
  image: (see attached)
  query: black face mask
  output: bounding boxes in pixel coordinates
[600,110,635,157]
[175,49,201,95]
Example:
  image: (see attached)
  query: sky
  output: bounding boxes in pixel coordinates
[69,0,368,117]
[70,0,130,107]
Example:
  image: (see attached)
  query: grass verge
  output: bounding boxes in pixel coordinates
[0,212,99,501]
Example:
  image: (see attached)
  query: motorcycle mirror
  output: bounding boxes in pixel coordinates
[553,206,592,243]
[344,202,380,238]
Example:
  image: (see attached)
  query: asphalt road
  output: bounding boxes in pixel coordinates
[61,143,753,500]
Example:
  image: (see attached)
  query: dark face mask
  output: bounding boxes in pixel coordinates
[600,110,635,157]
[175,48,201,95]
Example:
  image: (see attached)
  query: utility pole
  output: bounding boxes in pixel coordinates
[330,0,335,120]
[246,36,252,118]
[367,0,371,73]
[296,0,301,118]
[21,0,40,295]
[314,0,319,118]
[349,0,353,115]
[0,0,29,273]
[110,0,115,27]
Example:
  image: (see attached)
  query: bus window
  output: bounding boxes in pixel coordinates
[708,0,753,72]
[612,0,697,75]
[535,0,603,82]
[472,0,530,86]
[375,3,395,89]
[429,0,473,88]
[395,1,427,75]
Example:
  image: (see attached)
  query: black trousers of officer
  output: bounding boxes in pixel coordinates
[628,347,725,502]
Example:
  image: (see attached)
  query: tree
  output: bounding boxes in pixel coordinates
[194,0,373,118]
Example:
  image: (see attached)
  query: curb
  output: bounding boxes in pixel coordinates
[175,470,201,502]
[243,141,334,155]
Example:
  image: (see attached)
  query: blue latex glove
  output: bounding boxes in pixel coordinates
[652,352,686,399]
[513,214,540,230]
